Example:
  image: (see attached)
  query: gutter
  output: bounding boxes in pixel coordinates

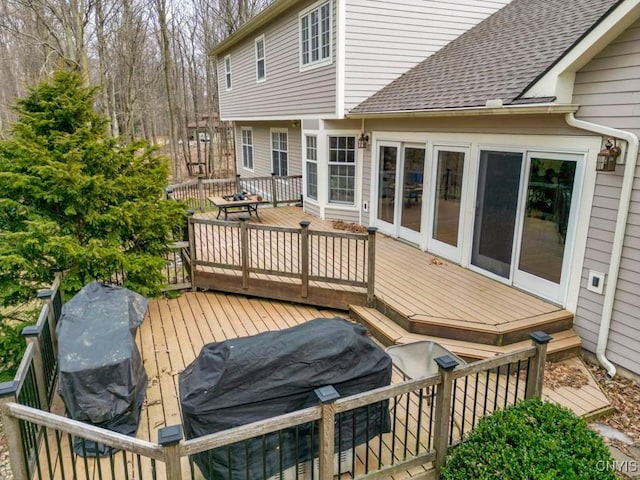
[347,104,579,119]
[565,112,639,378]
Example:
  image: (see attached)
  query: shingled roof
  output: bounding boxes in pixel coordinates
[350,0,622,114]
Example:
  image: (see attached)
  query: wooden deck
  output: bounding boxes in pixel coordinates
[39,292,610,480]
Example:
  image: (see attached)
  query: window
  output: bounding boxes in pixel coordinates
[271,130,288,176]
[241,128,253,170]
[255,35,266,82]
[328,136,356,204]
[300,1,331,67]
[306,135,318,200]
[224,55,232,90]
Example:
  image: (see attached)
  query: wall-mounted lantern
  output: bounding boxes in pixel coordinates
[596,137,621,172]
[358,133,369,149]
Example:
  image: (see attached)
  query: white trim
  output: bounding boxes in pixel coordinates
[299,0,333,71]
[348,105,579,119]
[270,128,289,176]
[224,55,232,91]
[335,0,346,118]
[524,0,640,102]
[240,127,254,172]
[255,34,266,83]
[304,134,319,201]
[220,114,343,122]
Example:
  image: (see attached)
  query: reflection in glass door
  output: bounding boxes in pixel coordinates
[398,146,426,244]
[471,151,523,278]
[514,154,579,302]
[429,148,466,261]
[377,144,398,233]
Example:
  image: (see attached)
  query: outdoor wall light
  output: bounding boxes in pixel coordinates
[596,137,621,172]
[358,133,369,149]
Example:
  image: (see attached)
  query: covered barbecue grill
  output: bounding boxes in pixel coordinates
[56,281,148,456]
[179,317,392,480]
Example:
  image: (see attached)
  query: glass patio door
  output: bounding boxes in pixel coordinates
[471,151,524,278]
[513,153,580,303]
[428,147,468,262]
[376,143,399,236]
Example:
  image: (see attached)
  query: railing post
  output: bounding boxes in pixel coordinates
[197,176,205,211]
[0,383,29,480]
[159,425,183,480]
[239,216,250,289]
[235,173,242,193]
[187,210,196,291]
[165,187,174,201]
[37,288,58,357]
[315,386,340,480]
[22,326,48,410]
[271,172,278,207]
[366,227,377,307]
[525,331,552,400]
[300,221,310,298]
[432,355,459,477]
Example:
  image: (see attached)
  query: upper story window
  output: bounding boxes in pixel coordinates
[328,136,356,205]
[255,35,266,82]
[224,55,232,90]
[241,128,253,170]
[305,135,318,200]
[300,1,331,68]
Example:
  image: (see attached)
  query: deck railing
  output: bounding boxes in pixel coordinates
[188,215,376,308]
[0,333,552,480]
[0,273,64,479]
[167,174,303,211]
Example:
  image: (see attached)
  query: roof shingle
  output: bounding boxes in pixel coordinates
[351,0,622,114]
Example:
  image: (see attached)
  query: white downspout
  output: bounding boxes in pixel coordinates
[565,113,639,378]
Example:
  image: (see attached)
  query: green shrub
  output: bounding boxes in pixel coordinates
[441,399,615,480]
[0,321,27,382]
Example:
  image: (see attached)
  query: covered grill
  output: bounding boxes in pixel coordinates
[56,281,148,456]
[179,317,392,480]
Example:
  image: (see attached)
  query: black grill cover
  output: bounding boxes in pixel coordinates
[179,317,392,479]
[56,281,148,456]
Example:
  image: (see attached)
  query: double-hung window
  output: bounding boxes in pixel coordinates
[224,55,232,90]
[328,136,356,204]
[255,35,266,82]
[241,128,253,170]
[271,130,288,176]
[300,1,331,67]
[305,135,318,200]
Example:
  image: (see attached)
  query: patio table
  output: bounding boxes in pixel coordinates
[386,341,467,380]
[208,194,270,220]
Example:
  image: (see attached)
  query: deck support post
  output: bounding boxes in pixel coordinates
[271,173,278,207]
[0,384,29,480]
[300,221,310,298]
[197,176,205,211]
[187,211,196,291]
[159,425,183,480]
[432,355,459,477]
[240,216,250,289]
[22,326,48,410]
[315,386,340,480]
[37,288,58,359]
[526,331,552,399]
[366,227,377,307]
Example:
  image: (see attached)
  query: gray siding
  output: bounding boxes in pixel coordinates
[235,121,303,177]
[218,0,337,119]
[343,0,512,112]
[572,19,640,376]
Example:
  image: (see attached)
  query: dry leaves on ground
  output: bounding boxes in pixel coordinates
[543,361,590,390]
[332,220,368,233]
[589,364,640,443]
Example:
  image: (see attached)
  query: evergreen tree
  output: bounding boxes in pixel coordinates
[0,70,185,306]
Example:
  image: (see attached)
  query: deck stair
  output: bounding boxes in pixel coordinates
[350,305,582,362]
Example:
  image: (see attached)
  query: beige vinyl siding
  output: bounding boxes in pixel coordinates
[235,122,302,177]
[343,0,512,112]
[324,207,360,223]
[572,19,640,375]
[218,0,337,119]
[304,201,321,217]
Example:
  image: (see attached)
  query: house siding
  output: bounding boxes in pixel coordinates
[342,0,512,112]
[572,19,640,375]
[235,122,303,177]
[218,0,337,120]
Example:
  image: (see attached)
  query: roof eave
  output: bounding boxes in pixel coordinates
[210,0,301,57]
[347,104,580,119]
